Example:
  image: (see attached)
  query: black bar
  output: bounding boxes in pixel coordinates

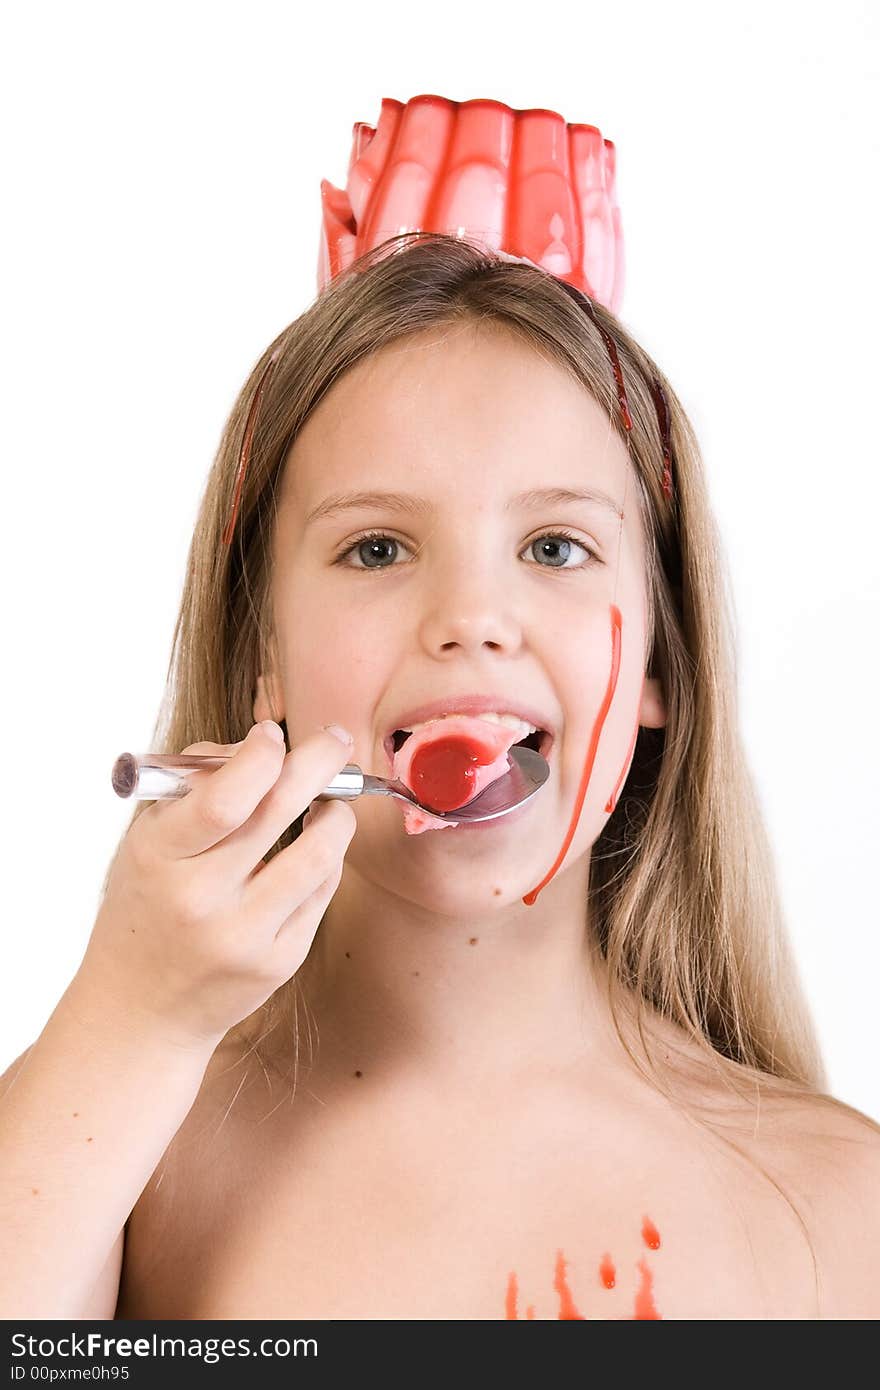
[3,1319,610,1386]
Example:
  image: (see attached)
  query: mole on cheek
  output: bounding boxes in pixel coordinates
[344,952,351,959]
[493,887,502,896]
[412,970,420,977]
[354,1070,363,1079]
[468,937,478,946]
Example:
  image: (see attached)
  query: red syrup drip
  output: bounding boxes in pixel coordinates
[504,1220,662,1319]
[632,1258,661,1319]
[407,733,501,813]
[649,376,674,501]
[571,290,635,434]
[504,1271,536,1319]
[566,284,674,505]
[522,605,623,906]
[641,1215,661,1250]
[606,713,639,814]
[554,1249,586,1319]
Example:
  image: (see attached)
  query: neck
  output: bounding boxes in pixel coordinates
[289,853,628,1099]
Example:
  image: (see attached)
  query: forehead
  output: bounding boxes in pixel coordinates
[280,321,632,512]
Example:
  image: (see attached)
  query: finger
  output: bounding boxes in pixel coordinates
[196,726,357,881]
[148,721,288,859]
[161,736,251,796]
[271,862,344,975]
[180,738,247,755]
[243,798,356,937]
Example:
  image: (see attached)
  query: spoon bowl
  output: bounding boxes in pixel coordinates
[339,744,550,822]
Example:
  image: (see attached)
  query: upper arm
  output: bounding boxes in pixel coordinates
[2,1043,126,1321]
[79,1227,126,1321]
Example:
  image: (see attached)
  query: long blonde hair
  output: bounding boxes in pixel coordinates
[109,231,877,1188]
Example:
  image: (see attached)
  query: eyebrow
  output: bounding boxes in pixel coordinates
[305,486,623,525]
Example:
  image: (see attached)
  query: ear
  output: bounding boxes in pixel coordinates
[639,674,667,729]
[253,671,285,725]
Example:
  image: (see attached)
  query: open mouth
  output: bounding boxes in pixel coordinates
[389,727,553,759]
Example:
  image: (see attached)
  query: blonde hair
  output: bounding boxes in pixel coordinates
[108,233,878,1299]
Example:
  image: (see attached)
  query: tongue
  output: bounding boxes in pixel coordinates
[391,715,521,835]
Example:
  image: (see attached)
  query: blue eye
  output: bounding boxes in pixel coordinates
[527,534,592,568]
[339,534,411,569]
[335,529,599,570]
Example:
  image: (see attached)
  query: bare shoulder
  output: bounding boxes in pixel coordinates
[648,1040,880,1320]
[0,1041,35,1096]
[803,1101,880,1320]
[761,1094,880,1319]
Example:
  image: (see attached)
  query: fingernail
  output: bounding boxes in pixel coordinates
[323,723,353,746]
[260,720,285,744]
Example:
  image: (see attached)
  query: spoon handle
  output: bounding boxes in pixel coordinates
[111,752,371,802]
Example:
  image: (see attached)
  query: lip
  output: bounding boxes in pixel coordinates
[381,693,557,772]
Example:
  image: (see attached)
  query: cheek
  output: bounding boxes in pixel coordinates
[276,600,394,743]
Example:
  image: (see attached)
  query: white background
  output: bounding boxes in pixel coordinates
[1,1,877,1118]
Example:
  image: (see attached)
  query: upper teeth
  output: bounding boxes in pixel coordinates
[398,712,538,738]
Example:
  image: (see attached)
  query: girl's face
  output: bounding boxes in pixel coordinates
[256,321,666,912]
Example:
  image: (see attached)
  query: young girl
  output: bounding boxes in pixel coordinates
[2,230,878,1321]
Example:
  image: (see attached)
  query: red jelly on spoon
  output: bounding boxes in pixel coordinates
[408,733,502,814]
[391,715,525,833]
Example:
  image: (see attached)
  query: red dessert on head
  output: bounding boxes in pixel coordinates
[390,714,531,835]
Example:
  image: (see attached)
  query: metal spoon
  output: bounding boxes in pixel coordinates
[111,744,550,823]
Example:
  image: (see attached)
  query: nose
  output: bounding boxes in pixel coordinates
[417,558,524,659]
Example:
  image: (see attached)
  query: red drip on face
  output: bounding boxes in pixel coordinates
[606,713,639,814]
[407,733,502,814]
[522,604,623,905]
